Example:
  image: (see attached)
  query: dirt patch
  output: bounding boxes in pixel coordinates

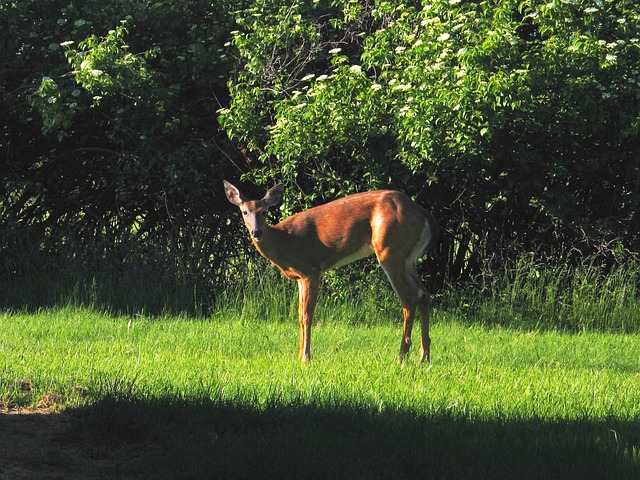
[0,408,151,479]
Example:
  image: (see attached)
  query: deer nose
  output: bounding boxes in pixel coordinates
[251,228,263,241]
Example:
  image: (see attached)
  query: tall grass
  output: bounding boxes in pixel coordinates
[0,230,217,316]
[4,235,639,334]
[444,256,640,333]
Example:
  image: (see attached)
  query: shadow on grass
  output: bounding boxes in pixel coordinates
[64,394,640,480]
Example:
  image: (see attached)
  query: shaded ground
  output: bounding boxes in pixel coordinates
[0,408,149,480]
[2,400,638,479]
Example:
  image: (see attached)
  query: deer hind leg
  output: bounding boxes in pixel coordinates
[401,271,431,363]
[398,267,431,363]
[416,277,431,363]
[297,275,319,362]
[379,259,425,363]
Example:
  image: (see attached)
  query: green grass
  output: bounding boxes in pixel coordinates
[448,257,640,333]
[1,296,640,478]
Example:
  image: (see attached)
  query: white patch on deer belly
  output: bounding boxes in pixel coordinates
[323,244,373,271]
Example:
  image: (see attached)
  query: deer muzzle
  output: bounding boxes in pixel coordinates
[251,229,263,241]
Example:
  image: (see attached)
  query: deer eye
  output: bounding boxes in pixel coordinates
[242,210,248,216]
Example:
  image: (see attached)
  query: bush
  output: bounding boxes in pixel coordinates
[222,0,640,282]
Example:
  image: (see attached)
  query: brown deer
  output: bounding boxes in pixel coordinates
[224,181,438,363]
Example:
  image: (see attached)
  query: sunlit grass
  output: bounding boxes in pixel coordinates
[2,304,639,421]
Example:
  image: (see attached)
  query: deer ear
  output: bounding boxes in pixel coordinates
[223,180,246,206]
[263,183,285,207]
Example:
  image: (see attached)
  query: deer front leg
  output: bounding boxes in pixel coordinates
[297,275,319,362]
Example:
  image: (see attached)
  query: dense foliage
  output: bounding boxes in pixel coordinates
[222,0,640,282]
[1,0,247,310]
[1,0,639,311]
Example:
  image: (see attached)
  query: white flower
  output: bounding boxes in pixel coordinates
[349,64,362,73]
[371,83,382,91]
[421,16,441,26]
[584,7,598,13]
[393,83,411,92]
[437,33,450,42]
[316,74,328,81]
[328,48,342,55]
[301,73,315,82]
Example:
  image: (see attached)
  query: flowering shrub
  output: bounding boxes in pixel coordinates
[222,0,640,277]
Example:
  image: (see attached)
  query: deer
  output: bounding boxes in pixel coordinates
[223,180,439,363]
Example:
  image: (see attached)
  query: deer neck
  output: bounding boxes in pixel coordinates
[251,224,284,263]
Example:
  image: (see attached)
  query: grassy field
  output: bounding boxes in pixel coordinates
[2,283,640,479]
